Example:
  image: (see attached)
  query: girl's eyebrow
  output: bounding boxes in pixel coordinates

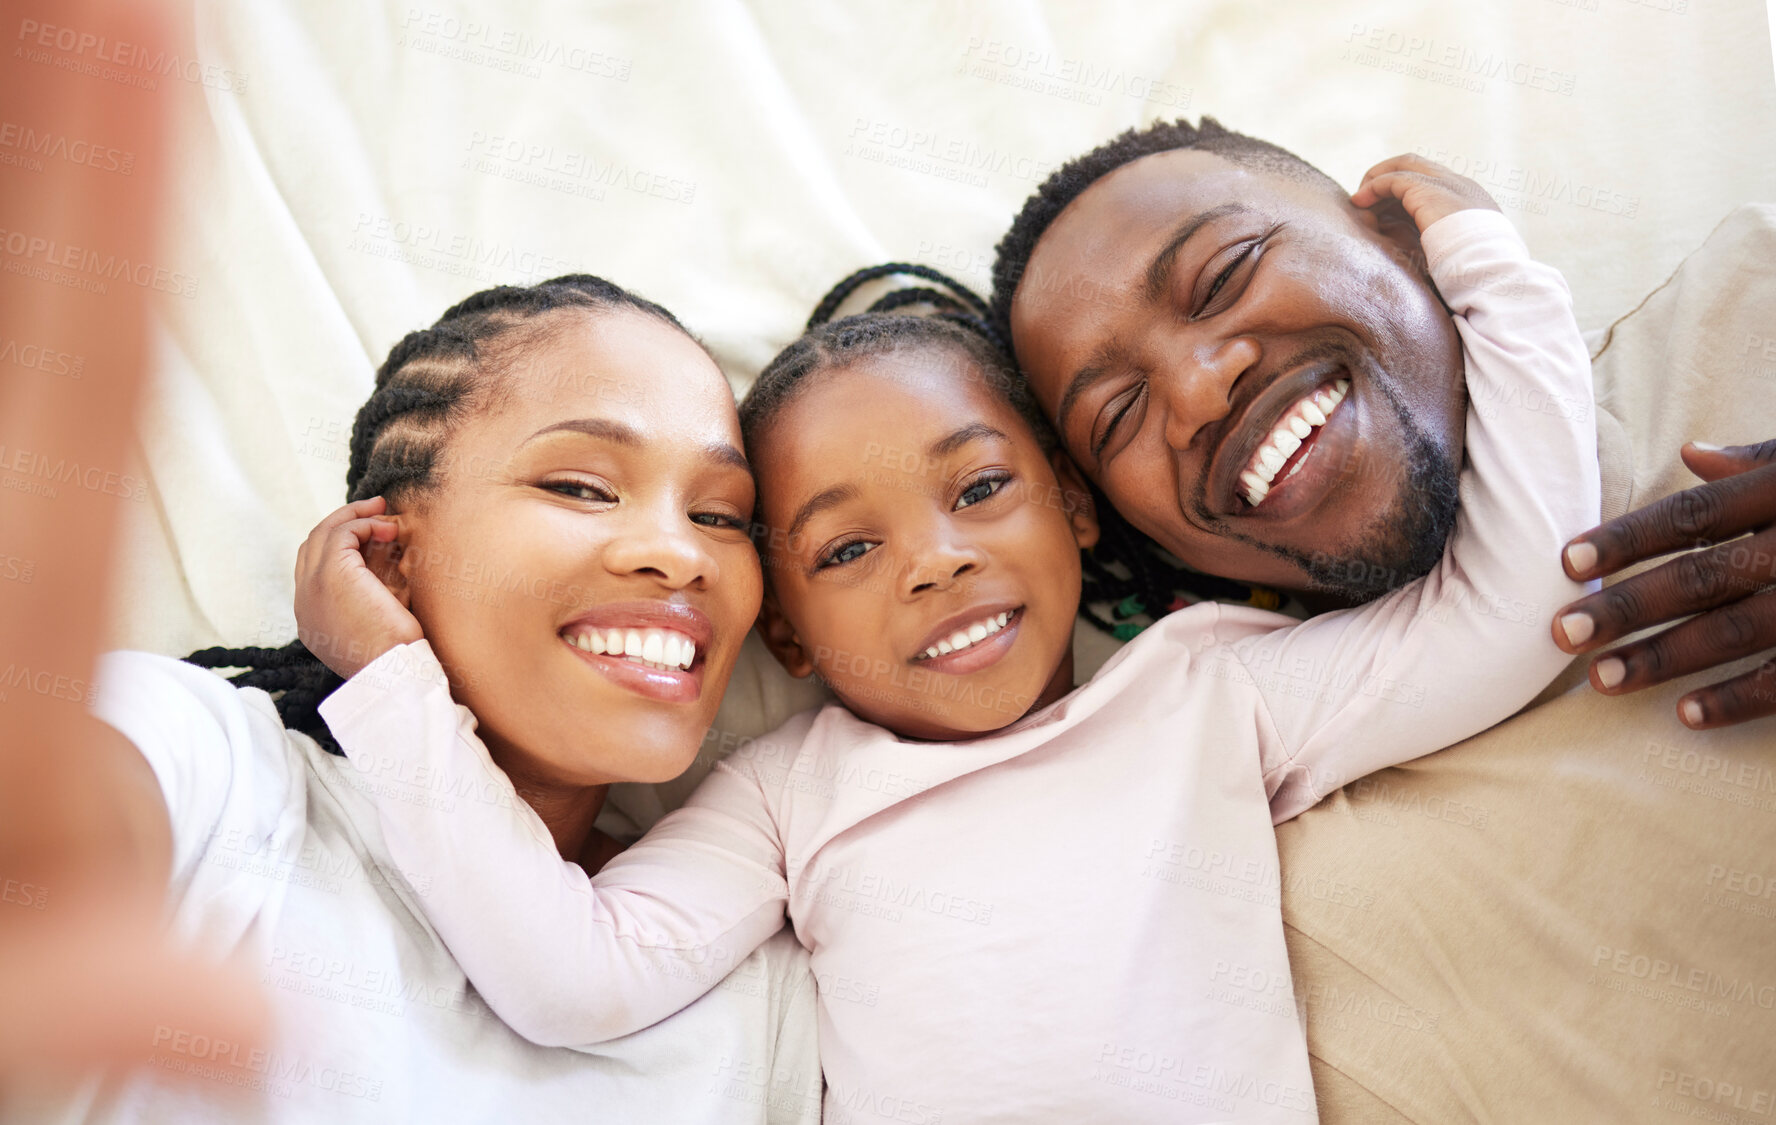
[930,422,1010,457]
[523,417,747,470]
[788,483,860,540]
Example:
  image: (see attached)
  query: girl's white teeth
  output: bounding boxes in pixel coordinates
[922,611,1012,660]
[566,626,697,671]
[1241,380,1348,508]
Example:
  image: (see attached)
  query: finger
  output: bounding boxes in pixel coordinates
[1356,153,1442,187]
[313,495,390,534]
[325,516,400,557]
[1675,654,1776,729]
[1552,527,1776,652]
[1561,465,1776,580]
[1349,170,1428,210]
[1680,438,1776,483]
[1579,589,1776,697]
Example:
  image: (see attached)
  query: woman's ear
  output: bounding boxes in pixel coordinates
[1049,449,1100,551]
[756,586,814,679]
[364,517,414,610]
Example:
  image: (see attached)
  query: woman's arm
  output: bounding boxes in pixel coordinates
[0,0,266,1078]
[319,646,794,1047]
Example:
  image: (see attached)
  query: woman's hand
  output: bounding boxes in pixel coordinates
[1552,439,1776,728]
[293,496,423,679]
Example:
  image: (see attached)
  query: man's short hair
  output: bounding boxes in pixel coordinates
[989,116,1340,351]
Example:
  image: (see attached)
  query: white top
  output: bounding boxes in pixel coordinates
[31,651,822,1125]
[320,209,1601,1124]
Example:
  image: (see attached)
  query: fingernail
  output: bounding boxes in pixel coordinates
[1595,656,1625,690]
[1689,440,1723,452]
[1558,612,1595,647]
[1564,541,1598,575]
[1679,698,1705,727]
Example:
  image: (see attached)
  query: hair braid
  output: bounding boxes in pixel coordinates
[183,273,691,753]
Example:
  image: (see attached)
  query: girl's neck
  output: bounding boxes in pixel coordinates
[490,751,615,872]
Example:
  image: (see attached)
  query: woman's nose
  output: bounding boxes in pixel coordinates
[602,506,717,590]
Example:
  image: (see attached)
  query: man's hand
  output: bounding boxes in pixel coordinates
[293,496,423,679]
[1552,440,1776,728]
[1350,152,1502,232]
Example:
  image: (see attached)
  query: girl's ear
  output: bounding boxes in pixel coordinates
[1049,450,1100,551]
[756,586,815,678]
[365,517,415,610]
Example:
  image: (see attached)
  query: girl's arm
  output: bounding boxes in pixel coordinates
[318,644,793,1047]
[1218,159,1602,821]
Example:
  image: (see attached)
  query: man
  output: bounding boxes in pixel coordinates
[993,117,1776,1121]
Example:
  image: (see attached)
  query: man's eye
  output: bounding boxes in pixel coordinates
[1194,235,1268,318]
[955,473,1010,510]
[1092,383,1146,458]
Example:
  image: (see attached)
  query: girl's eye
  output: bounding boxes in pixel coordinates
[544,481,616,502]
[955,472,1010,510]
[818,540,876,569]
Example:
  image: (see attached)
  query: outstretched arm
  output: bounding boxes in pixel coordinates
[1227,156,1601,821]
[319,646,792,1047]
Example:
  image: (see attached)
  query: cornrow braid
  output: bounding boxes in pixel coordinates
[741,263,1040,461]
[184,273,692,753]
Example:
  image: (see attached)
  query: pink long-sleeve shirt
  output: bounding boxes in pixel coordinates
[320,209,1600,1123]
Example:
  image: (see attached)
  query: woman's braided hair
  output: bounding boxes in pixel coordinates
[184,274,691,753]
[741,263,1259,641]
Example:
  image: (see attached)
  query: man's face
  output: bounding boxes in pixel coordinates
[1009,149,1466,601]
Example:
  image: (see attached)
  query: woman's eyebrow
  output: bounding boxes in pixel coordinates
[522,417,746,469]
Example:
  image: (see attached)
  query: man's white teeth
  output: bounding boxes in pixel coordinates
[566,626,696,671]
[1240,380,1349,508]
[923,611,1012,660]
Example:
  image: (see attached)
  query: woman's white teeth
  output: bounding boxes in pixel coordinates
[923,611,1012,660]
[1240,380,1349,507]
[566,626,696,671]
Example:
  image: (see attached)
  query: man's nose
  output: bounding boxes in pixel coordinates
[1155,334,1261,453]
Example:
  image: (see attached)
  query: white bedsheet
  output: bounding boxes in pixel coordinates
[110,0,1776,804]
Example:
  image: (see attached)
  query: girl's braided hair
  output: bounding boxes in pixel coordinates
[184,274,691,753]
[740,263,1257,640]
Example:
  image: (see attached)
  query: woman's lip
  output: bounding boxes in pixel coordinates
[558,599,713,647]
[564,637,702,704]
[910,607,1024,675]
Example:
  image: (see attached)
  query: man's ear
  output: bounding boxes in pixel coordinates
[364,516,415,610]
[1049,449,1100,551]
[1354,196,1428,278]
[756,586,814,679]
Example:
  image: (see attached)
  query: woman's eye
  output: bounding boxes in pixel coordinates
[955,473,1009,510]
[691,511,751,531]
[544,481,616,502]
[819,540,876,568]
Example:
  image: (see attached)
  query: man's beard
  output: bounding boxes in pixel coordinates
[1249,374,1462,605]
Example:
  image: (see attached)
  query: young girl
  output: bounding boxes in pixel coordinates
[43,276,820,1124]
[307,169,1600,1121]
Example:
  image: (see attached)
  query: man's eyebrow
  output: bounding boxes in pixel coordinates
[928,422,1010,458]
[523,417,748,471]
[1144,201,1253,303]
[787,483,860,541]
[1055,341,1127,444]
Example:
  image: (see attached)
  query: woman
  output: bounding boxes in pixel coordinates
[6,275,821,1124]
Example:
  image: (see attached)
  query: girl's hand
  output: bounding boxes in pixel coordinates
[1552,439,1776,728]
[1350,152,1502,233]
[293,496,423,679]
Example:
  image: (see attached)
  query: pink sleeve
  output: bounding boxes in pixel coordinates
[1219,209,1601,822]
[317,641,791,1047]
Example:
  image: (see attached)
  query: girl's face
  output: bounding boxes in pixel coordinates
[386,308,761,786]
[752,348,1098,741]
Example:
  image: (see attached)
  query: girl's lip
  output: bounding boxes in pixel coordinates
[563,637,703,704]
[910,607,1025,676]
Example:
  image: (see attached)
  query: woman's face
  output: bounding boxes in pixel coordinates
[388,307,761,787]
